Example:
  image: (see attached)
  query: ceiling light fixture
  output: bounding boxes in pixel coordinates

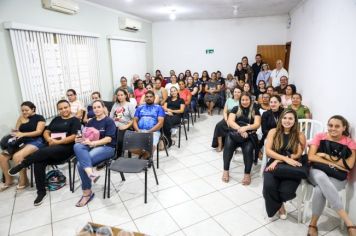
[169,9,176,20]
[233,5,239,16]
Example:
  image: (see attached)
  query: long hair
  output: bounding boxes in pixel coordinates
[21,101,36,112]
[116,88,130,103]
[328,115,351,137]
[272,109,300,153]
[235,92,255,121]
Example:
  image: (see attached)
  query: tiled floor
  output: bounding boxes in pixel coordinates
[0,113,348,235]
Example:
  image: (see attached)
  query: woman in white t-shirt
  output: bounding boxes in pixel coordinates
[165,75,180,96]
[66,89,85,120]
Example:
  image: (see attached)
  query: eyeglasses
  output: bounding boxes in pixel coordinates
[67,94,74,97]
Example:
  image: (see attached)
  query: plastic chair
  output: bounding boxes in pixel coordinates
[172,118,188,148]
[107,131,159,203]
[156,130,169,169]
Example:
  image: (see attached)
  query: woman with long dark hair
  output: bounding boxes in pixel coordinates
[222,92,261,185]
[307,115,356,236]
[263,109,306,219]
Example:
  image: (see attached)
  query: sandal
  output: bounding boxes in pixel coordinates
[88,173,100,183]
[222,171,229,183]
[75,192,95,207]
[307,225,318,236]
[348,226,356,236]
[16,182,29,190]
[242,174,251,185]
[0,183,14,192]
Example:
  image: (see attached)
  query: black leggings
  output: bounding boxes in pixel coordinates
[263,171,300,217]
[117,129,129,156]
[163,115,181,144]
[22,144,74,194]
[223,135,254,173]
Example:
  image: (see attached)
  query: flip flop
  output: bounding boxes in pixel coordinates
[0,183,14,192]
[75,192,95,207]
[16,182,29,190]
[222,171,229,183]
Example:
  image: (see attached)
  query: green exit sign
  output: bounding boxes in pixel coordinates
[205,49,214,54]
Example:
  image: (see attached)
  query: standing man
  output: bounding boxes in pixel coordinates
[269,60,289,88]
[252,54,263,93]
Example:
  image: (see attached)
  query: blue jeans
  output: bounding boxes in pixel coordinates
[73,143,115,190]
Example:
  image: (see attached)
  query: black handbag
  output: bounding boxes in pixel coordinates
[270,152,309,180]
[0,134,25,155]
[312,140,351,181]
[228,121,256,144]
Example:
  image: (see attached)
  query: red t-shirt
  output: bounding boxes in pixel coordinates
[134,88,147,104]
[179,88,191,105]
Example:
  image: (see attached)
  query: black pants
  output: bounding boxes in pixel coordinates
[263,171,300,217]
[23,144,74,194]
[223,134,254,173]
[163,115,181,145]
[117,129,128,157]
[211,119,228,148]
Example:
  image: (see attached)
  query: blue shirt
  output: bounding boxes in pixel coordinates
[87,116,117,147]
[134,104,165,131]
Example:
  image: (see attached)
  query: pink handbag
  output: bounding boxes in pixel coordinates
[82,127,100,141]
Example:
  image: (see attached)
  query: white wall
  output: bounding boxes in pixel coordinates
[152,15,288,77]
[288,0,356,222]
[0,0,152,134]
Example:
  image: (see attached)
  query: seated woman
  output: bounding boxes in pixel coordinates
[110,89,136,156]
[165,75,179,96]
[139,83,159,105]
[243,83,256,102]
[134,80,147,105]
[186,76,198,112]
[224,73,237,99]
[307,115,356,236]
[66,89,85,120]
[84,91,108,123]
[74,100,117,207]
[204,72,221,115]
[0,101,45,191]
[281,84,296,108]
[163,87,185,147]
[288,93,311,119]
[222,92,261,185]
[261,95,284,148]
[212,87,242,152]
[262,109,306,219]
[153,77,168,106]
[9,100,81,206]
[198,70,209,109]
[255,80,267,99]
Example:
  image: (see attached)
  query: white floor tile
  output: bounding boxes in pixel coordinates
[214,207,262,236]
[87,190,122,212]
[167,200,209,228]
[116,179,145,202]
[325,227,348,236]
[153,186,191,208]
[178,154,206,167]
[0,196,14,218]
[240,198,272,225]
[147,174,176,192]
[51,196,89,222]
[245,226,277,236]
[204,172,239,190]
[11,224,52,236]
[90,202,131,226]
[124,193,163,219]
[188,163,220,178]
[13,192,50,214]
[0,215,11,236]
[52,213,91,236]
[10,205,51,235]
[167,168,199,185]
[168,230,186,236]
[157,159,186,173]
[220,184,260,206]
[183,218,229,236]
[195,191,236,216]
[116,221,139,233]
[180,178,215,199]
[134,210,179,236]
[265,216,308,236]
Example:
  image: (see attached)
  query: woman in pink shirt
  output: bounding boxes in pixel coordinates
[134,80,147,105]
[307,115,356,236]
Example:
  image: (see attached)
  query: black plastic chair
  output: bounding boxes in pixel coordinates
[107,131,159,203]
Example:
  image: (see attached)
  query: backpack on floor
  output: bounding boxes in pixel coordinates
[45,169,66,191]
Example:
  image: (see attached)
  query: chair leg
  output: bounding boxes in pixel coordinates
[144,169,147,204]
[156,142,159,169]
[151,160,159,185]
[68,161,73,193]
[30,164,34,187]
[178,125,181,148]
[120,172,126,181]
[108,167,111,198]
[104,165,108,199]
[187,114,190,131]
[190,111,194,127]
[72,160,77,192]
[183,122,188,140]
[164,140,169,157]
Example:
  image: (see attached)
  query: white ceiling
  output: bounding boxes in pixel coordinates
[85,0,302,22]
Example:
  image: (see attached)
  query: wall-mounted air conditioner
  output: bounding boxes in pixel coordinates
[119,18,142,32]
[42,0,79,15]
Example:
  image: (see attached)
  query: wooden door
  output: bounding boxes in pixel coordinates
[257,45,286,70]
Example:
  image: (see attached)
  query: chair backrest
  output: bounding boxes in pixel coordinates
[122,130,153,157]
[298,119,324,142]
[103,101,114,113]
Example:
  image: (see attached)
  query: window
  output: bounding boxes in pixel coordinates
[6,23,100,119]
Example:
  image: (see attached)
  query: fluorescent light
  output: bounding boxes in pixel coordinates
[169,12,176,20]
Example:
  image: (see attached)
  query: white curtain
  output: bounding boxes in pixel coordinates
[8,29,100,119]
